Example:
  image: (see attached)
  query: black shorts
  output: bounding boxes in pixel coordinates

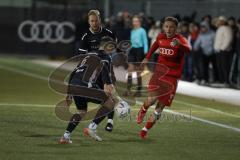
[128,47,145,64]
[69,78,104,111]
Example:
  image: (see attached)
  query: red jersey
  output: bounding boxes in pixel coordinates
[145,33,191,78]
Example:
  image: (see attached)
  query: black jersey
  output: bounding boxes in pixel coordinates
[69,51,113,88]
[78,27,117,54]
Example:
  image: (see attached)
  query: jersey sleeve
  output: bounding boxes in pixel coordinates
[110,64,116,84]
[78,33,88,54]
[179,35,191,54]
[145,34,160,60]
[101,56,112,85]
[106,28,118,43]
[102,60,112,84]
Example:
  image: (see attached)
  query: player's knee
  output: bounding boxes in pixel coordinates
[147,97,157,106]
[156,102,165,110]
[102,96,116,109]
[78,110,87,117]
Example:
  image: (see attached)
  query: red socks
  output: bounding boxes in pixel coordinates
[145,111,160,130]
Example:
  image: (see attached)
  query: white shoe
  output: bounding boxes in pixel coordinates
[83,128,102,142]
[58,136,72,144]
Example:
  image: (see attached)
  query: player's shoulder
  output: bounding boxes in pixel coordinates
[99,52,111,62]
[176,34,187,41]
[103,27,114,34]
[81,30,90,40]
[103,27,117,40]
[176,33,186,39]
[157,33,166,39]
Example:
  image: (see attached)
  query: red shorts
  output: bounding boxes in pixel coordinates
[148,74,178,107]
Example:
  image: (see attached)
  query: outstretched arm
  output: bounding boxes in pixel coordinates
[145,37,159,60]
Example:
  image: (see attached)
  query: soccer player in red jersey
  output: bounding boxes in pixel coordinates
[137,17,191,139]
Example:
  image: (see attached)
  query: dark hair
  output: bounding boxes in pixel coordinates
[164,16,179,26]
[100,36,114,47]
[228,16,236,21]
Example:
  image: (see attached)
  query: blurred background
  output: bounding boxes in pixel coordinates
[0,0,240,89]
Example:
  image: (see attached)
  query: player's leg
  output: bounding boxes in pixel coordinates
[59,96,87,144]
[105,110,114,132]
[137,96,157,124]
[84,95,117,141]
[139,102,165,139]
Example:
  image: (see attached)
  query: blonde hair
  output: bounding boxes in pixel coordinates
[88,10,101,19]
[132,15,142,23]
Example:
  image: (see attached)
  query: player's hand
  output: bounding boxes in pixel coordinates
[104,84,115,96]
[170,38,181,47]
[140,58,149,71]
[65,94,73,107]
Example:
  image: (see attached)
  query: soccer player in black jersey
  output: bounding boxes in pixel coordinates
[59,36,117,144]
[77,10,117,132]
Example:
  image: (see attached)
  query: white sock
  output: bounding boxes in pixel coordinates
[154,110,160,116]
[88,122,98,130]
[64,131,71,139]
[107,119,113,125]
[142,127,148,132]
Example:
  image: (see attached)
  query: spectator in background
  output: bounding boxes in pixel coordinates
[228,17,239,85]
[123,15,148,97]
[111,12,131,42]
[194,21,218,85]
[214,16,233,86]
[74,13,88,55]
[202,14,216,31]
[180,22,193,81]
[148,21,162,45]
[147,20,161,71]
[188,22,201,83]
[236,19,240,88]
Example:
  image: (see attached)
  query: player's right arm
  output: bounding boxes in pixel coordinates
[145,34,160,60]
[78,33,88,54]
[141,34,160,68]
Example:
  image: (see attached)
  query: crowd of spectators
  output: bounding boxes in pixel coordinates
[75,11,240,89]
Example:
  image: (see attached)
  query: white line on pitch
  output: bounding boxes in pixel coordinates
[174,100,240,119]
[135,101,240,133]
[1,63,240,133]
[0,64,49,81]
[0,103,53,108]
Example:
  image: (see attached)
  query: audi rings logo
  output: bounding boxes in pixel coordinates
[159,48,174,56]
[18,20,75,43]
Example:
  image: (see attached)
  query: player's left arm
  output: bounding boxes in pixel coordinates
[102,61,115,96]
[106,28,118,43]
[178,36,191,54]
[101,56,113,86]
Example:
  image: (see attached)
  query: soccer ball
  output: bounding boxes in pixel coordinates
[115,100,130,118]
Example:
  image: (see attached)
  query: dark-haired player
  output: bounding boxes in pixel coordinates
[59,37,117,144]
[137,17,191,139]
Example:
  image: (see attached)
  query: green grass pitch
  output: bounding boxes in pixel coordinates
[0,57,240,160]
